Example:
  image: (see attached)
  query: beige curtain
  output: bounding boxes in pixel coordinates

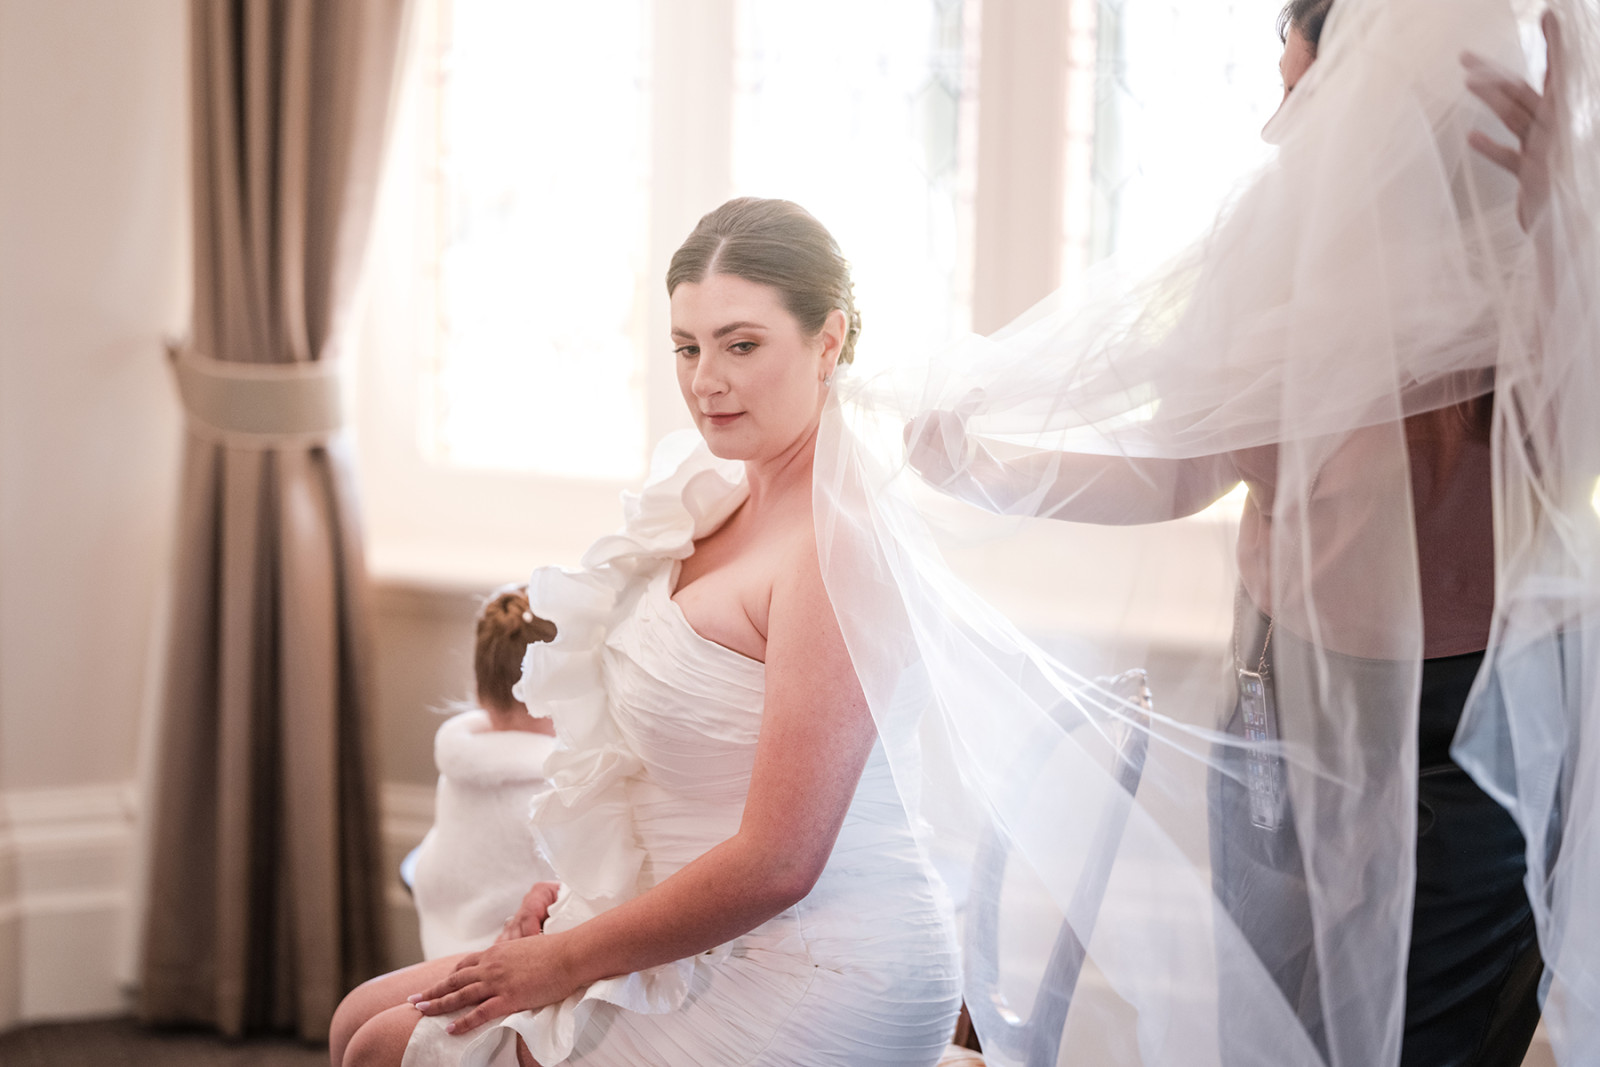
[140,0,410,1040]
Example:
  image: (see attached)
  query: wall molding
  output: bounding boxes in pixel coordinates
[0,779,438,1034]
[0,782,140,1029]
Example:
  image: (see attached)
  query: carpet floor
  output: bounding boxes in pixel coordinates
[0,1017,328,1066]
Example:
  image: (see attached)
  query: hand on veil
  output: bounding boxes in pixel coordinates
[495,881,562,944]
[904,410,972,487]
[1464,11,1565,231]
[409,932,579,1035]
[904,389,985,488]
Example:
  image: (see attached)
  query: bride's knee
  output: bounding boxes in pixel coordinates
[330,955,464,1066]
[340,1003,422,1067]
[329,975,406,1066]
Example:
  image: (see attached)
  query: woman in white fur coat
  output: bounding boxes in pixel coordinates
[411,587,561,960]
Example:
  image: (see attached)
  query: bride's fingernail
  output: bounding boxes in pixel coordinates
[445,1022,456,1034]
[406,994,421,1004]
[414,1000,429,1012]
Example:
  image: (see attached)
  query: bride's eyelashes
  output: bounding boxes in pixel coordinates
[672,340,759,358]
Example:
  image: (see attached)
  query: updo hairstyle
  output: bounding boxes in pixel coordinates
[667,197,862,365]
[1277,0,1335,54]
[474,585,556,713]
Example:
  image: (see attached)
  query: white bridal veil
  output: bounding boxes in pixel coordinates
[813,0,1600,1063]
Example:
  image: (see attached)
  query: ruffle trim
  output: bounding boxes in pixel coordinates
[484,430,746,1063]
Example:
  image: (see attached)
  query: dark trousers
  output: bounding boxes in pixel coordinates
[1210,641,1543,1066]
[1402,651,1543,1066]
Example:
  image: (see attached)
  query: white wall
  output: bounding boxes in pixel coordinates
[0,0,187,1026]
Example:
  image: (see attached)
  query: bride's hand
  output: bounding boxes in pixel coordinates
[1463,10,1565,232]
[496,881,562,944]
[409,934,579,1035]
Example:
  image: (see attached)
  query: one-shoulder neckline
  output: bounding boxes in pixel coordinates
[660,563,766,668]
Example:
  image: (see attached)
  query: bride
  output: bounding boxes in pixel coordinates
[329,198,961,1067]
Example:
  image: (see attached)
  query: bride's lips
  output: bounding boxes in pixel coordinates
[703,411,744,427]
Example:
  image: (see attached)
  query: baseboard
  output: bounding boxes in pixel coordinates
[0,783,139,1028]
[0,778,438,1033]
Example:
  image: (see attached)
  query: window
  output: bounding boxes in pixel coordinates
[1075,0,1286,523]
[428,0,654,481]
[1084,0,1285,276]
[731,0,975,364]
[361,0,981,581]
[359,0,1286,584]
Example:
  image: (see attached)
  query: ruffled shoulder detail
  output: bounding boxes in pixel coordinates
[579,428,749,571]
[509,429,745,718]
[476,431,745,1064]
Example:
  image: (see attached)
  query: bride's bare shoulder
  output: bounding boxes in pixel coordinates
[768,523,836,624]
[763,514,864,702]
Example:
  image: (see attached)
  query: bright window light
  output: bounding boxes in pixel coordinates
[410,0,1285,486]
[1090,0,1287,272]
[428,0,653,480]
[731,0,974,366]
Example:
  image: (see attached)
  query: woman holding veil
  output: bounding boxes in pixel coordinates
[837,0,1600,1064]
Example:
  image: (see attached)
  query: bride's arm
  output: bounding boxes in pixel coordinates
[907,410,1240,524]
[410,538,878,1035]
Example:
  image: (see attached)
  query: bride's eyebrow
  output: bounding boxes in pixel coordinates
[671,321,766,341]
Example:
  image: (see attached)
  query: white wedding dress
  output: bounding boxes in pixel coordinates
[404,433,961,1067]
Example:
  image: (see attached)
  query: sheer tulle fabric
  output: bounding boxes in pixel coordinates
[1455,3,1600,1059]
[814,0,1600,1063]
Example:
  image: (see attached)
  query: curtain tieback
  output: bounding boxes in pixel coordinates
[168,342,345,447]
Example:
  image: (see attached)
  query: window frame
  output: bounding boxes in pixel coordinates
[357,0,1083,586]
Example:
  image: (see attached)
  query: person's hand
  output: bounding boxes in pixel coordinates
[904,389,986,488]
[904,409,972,487]
[1464,11,1565,232]
[408,934,579,1035]
[495,881,561,944]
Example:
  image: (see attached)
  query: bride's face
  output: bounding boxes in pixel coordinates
[670,272,842,462]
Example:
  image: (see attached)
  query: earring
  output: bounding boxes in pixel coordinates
[822,373,834,388]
